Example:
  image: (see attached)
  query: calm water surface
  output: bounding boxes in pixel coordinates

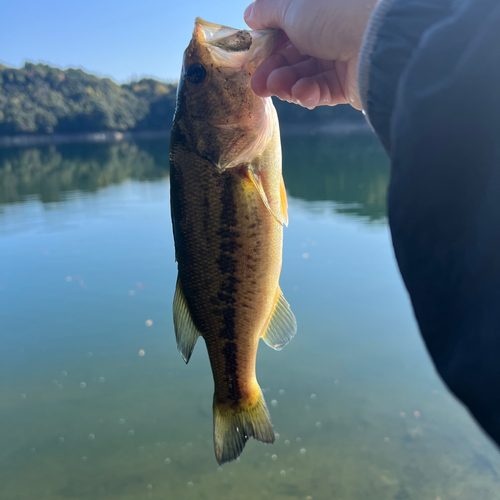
[1,135,499,500]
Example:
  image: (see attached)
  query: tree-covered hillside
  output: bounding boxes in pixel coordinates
[0,63,176,135]
[0,62,363,136]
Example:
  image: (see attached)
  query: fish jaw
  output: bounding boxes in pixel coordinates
[193,17,281,71]
[193,18,244,45]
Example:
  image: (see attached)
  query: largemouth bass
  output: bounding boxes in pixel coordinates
[169,18,297,465]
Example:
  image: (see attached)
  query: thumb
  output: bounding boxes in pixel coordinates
[244,0,284,30]
[345,57,362,110]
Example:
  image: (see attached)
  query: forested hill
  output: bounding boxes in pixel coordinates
[0,62,363,136]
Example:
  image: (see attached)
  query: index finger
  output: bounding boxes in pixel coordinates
[251,43,310,97]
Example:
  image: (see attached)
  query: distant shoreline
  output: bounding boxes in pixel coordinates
[0,121,371,149]
[279,120,371,136]
[0,130,170,149]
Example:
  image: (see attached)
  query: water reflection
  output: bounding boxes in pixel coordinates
[1,135,499,500]
[0,135,389,221]
[0,141,169,205]
[282,134,389,221]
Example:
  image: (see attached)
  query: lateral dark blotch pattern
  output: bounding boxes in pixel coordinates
[220,175,237,228]
[217,227,240,239]
[221,307,236,340]
[219,276,239,296]
[217,253,237,275]
[216,173,241,341]
[222,341,242,403]
[218,291,236,305]
[203,196,210,231]
[220,239,238,254]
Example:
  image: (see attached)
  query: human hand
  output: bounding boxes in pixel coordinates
[244,0,379,110]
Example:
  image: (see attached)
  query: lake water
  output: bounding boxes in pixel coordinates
[1,134,499,500]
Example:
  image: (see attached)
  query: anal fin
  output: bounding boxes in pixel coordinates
[173,277,201,363]
[262,287,297,350]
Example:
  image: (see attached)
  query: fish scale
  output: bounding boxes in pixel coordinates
[171,128,280,400]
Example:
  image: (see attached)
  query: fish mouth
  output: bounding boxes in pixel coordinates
[193,17,281,68]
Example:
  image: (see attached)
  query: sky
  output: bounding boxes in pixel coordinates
[0,0,252,83]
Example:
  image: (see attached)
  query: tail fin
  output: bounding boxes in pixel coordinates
[213,389,275,465]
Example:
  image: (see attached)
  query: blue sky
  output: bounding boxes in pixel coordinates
[0,0,252,83]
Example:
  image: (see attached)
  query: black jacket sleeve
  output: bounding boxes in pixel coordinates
[359,0,500,447]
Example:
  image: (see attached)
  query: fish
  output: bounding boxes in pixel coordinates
[169,18,297,465]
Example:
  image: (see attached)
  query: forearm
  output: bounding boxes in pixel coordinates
[357,0,453,153]
[360,0,500,447]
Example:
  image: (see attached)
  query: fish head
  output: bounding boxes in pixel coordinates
[174,18,281,170]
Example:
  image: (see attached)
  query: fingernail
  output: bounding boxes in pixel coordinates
[244,3,254,23]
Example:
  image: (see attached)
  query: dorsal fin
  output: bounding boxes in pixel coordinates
[173,277,201,363]
[261,288,297,350]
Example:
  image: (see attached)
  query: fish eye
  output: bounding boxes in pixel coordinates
[185,63,207,84]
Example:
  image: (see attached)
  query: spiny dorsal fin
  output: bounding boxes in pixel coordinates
[173,277,201,363]
[247,166,286,226]
[262,287,297,350]
[213,387,274,465]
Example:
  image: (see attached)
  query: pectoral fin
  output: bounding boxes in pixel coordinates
[173,277,201,363]
[261,288,297,350]
[280,175,289,227]
[247,166,287,226]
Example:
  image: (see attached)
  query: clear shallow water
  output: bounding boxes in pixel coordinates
[0,135,499,500]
